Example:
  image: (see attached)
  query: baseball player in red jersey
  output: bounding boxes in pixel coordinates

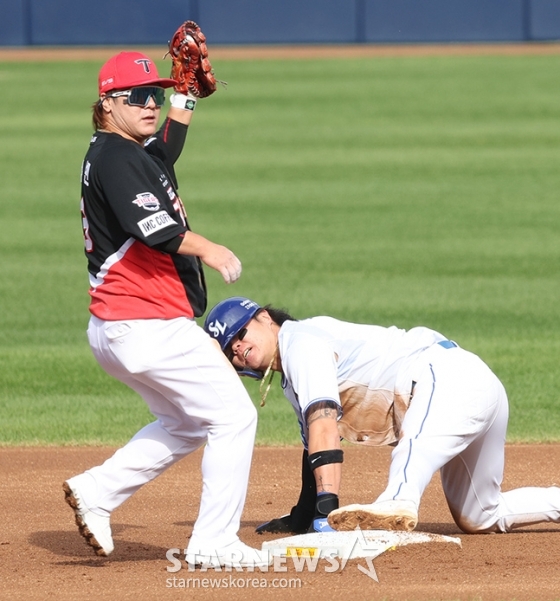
[204,297,560,536]
[63,52,269,569]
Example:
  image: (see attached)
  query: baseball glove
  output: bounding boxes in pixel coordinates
[168,20,217,98]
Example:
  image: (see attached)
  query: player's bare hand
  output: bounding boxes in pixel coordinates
[177,232,242,284]
[200,242,242,284]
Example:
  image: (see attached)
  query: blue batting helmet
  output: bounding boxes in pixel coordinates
[204,297,261,350]
[204,297,264,380]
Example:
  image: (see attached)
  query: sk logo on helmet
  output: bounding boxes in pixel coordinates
[208,320,226,338]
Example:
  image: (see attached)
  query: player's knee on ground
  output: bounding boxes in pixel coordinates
[449,506,503,534]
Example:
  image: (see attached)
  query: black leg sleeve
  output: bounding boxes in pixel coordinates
[288,448,316,533]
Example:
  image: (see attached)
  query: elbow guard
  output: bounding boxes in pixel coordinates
[307,449,344,471]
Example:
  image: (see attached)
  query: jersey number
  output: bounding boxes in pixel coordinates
[173,196,187,227]
[80,197,93,252]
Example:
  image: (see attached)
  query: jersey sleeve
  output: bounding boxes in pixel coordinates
[144,118,188,188]
[282,333,342,421]
[93,145,187,248]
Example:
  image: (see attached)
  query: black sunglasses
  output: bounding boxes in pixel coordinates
[225,327,248,362]
[106,86,166,108]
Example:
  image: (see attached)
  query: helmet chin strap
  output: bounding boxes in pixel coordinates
[259,345,279,407]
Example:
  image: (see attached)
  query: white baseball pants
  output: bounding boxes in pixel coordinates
[377,342,560,533]
[76,315,257,550]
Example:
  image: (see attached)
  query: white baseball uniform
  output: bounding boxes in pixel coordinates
[72,114,258,553]
[82,316,257,550]
[278,316,560,533]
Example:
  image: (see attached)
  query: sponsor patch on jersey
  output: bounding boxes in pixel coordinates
[132,192,161,211]
[137,211,177,236]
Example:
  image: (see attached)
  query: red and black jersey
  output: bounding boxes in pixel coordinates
[80,118,207,320]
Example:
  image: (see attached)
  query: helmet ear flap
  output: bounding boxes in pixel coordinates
[236,368,264,380]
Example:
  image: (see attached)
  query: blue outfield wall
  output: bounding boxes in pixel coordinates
[366,0,526,43]
[0,0,27,46]
[531,0,560,40]
[1,0,560,47]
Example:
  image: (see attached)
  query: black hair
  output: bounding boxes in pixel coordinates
[260,304,298,326]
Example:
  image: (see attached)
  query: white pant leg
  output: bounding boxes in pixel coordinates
[441,388,560,532]
[78,420,204,517]
[377,344,560,532]
[79,316,257,549]
[376,345,503,507]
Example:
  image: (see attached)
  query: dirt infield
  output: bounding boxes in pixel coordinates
[2,42,560,62]
[1,444,559,601]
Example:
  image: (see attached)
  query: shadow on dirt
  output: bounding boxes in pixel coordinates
[29,524,169,563]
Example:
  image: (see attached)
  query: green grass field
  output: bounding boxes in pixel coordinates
[1,52,559,445]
